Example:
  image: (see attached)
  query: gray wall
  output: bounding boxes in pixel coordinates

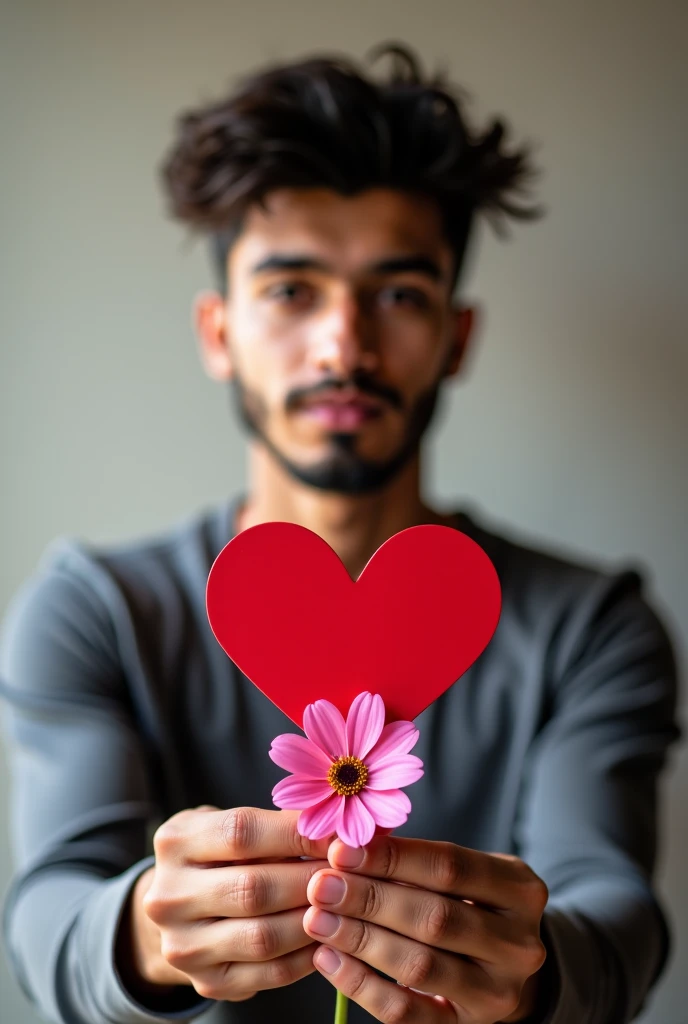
[1,1,686,1021]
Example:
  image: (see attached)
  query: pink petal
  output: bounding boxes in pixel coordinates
[303,699,347,759]
[269,734,331,778]
[338,793,376,848]
[366,754,424,790]
[359,788,412,828]
[367,721,419,766]
[298,793,344,840]
[272,775,332,809]
[346,691,385,759]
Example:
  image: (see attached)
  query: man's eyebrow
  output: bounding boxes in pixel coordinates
[371,255,444,282]
[249,253,444,283]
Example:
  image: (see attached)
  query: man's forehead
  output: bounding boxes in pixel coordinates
[231,187,452,276]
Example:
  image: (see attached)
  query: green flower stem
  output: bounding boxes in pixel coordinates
[334,989,349,1024]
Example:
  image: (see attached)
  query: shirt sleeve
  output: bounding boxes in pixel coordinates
[514,569,682,1024]
[0,544,213,1024]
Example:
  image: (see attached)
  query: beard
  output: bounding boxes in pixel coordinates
[229,370,445,495]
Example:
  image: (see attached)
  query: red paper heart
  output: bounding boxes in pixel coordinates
[206,522,501,727]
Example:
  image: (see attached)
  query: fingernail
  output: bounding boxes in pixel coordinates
[315,945,342,975]
[308,909,340,937]
[333,844,365,869]
[316,874,346,905]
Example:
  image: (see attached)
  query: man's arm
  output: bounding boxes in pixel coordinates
[0,547,212,1023]
[514,569,681,1023]
[293,570,680,1024]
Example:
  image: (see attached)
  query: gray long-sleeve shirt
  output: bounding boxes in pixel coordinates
[0,499,681,1024]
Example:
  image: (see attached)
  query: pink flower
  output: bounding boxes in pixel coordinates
[269,691,423,848]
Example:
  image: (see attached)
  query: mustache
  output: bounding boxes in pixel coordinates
[285,373,404,412]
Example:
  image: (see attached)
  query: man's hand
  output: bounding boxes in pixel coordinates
[303,835,548,1023]
[120,806,331,1002]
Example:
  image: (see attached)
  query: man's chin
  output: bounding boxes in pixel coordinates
[268,441,417,496]
[231,372,443,495]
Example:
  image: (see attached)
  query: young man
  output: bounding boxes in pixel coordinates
[0,44,680,1024]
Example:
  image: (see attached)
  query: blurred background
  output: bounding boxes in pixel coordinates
[1,1,686,1021]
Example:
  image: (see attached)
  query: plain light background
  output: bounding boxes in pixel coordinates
[1,1,686,1021]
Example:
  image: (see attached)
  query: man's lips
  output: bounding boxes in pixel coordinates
[295,389,386,431]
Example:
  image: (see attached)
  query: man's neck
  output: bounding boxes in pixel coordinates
[236,446,452,579]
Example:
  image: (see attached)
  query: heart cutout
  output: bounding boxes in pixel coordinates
[206,522,501,727]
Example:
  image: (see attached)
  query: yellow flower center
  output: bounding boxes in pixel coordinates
[327,755,369,796]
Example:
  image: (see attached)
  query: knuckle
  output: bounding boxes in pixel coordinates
[142,891,166,923]
[514,860,549,908]
[488,981,522,1019]
[361,881,383,920]
[217,962,258,1001]
[523,935,547,973]
[349,919,373,958]
[292,831,320,858]
[219,962,242,997]
[158,935,176,963]
[160,934,193,969]
[264,955,298,989]
[528,876,549,912]
[432,843,464,892]
[229,991,257,1003]
[153,819,183,857]
[244,917,276,961]
[423,897,454,945]
[220,807,257,858]
[346,963,370,1002]
[379,989,414,1024]
[193,975,224,1001]
[143,887,183,926]
[398,946,435,990]
[230,870,267,915]
[378,838,400,880]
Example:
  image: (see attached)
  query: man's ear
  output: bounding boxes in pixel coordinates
[193,291,233,381]
[445,304,477,378]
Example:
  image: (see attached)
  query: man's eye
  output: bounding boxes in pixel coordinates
[266,282,313,304]
[380,286,430,309]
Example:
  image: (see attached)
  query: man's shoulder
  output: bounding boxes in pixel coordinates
[4,501,235,639]
[457,505,664,653]
[459,503,639,588]
[74,500,232,585]
[0,503,238,703]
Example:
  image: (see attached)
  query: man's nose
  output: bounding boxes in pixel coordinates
[308,294,378,376]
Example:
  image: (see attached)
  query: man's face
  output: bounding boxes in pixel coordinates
[196,187,473,493]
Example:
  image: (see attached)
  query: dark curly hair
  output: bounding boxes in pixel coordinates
[161,42,541,292]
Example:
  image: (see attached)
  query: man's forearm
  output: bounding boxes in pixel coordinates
[530,893,667,1024]
[5,859,211,1024]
